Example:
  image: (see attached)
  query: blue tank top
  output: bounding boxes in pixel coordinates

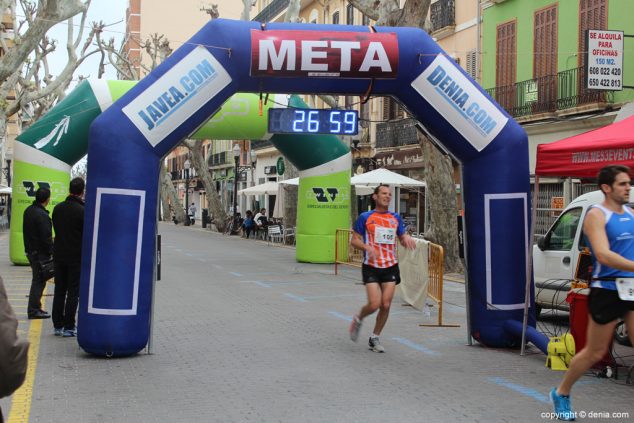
[590,204,634,290]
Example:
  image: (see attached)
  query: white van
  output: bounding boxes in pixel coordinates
[532,190,604,315]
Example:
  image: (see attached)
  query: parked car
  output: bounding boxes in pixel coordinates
[533,190,603,315]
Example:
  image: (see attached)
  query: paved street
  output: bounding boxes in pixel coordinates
[1,223,633,423]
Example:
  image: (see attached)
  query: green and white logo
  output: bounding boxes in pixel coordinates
[33,115,70,149]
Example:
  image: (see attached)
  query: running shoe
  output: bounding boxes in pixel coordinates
[349,315,362,342]
[63,327,77,338]
[550,388,575,421]
[369,336,385,353]
[54,328,63,337]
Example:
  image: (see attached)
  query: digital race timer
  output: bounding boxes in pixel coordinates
[268,108,359,135]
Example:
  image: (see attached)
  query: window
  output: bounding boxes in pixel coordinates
[534,5,557,78]
[332,11,339,25]
[466,50,477,80]
[362,14,370,26]
[346,4,354,25]
[544,207,582,251]
[382,97,402,120]
[579,0,607,67]
[495,20,517,111]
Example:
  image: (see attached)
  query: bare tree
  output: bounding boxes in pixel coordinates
[0,0,107,164]
[240,0,253,21]
[183,138,228,231]
[347,0,461,272]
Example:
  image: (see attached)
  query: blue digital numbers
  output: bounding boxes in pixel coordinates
[268,108,359,135]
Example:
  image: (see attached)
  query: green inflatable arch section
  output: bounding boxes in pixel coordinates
[11,80,350,264]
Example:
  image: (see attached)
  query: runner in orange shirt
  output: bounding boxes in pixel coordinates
[349,184,416,352]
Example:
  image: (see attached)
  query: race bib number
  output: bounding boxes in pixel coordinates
[375,227,396,244]
[616,278,634,301]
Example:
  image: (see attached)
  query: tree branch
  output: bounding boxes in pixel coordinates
[0,0,88,82]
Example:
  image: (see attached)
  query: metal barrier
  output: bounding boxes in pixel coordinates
[334,229,363,273]
[334,229,459,327]
[420,243,459,327]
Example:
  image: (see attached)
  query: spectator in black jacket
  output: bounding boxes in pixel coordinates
[23,187,53,319]
[51,177,85,337]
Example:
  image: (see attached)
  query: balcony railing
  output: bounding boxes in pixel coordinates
[485,66,614,118]
[252,0,289,23]
[250,139,273,150]
[430,0,455,33]
[208,151,229,167]
[376,118,419,149]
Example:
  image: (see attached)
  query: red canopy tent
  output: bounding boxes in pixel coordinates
[521,115,634,352]
[535,115,634,178]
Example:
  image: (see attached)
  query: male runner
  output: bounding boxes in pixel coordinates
[550,165,634,420]
[349,184,416,352]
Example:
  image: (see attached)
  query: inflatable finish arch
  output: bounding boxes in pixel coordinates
[81,19,535,356]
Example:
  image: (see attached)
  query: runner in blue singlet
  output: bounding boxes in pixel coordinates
[550,165,634,421]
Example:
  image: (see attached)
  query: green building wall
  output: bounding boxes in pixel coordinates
[481,0,633,104]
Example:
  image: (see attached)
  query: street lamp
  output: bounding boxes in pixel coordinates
[184,157,191,226]
[232,144,241,230]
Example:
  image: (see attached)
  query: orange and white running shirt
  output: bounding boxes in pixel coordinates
[353,210,406,268]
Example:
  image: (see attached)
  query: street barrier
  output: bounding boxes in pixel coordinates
[334,229,458,327]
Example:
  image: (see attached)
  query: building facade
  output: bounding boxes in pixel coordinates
[481,0,634,231]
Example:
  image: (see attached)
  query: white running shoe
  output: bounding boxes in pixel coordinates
[369,336,385,353]
[349,315,362,342]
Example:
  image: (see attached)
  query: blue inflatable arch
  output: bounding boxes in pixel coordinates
[80,19,535,356]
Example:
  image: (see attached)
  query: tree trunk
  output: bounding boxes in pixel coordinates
[184,139,228,232]
[158,165,172,221]
[160,165,186,225]
[281,161,298,228]
[420,133,463,273]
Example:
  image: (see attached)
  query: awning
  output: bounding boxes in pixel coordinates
[536,115,634,178]
[350,168,425,187]
[238,181,279,196]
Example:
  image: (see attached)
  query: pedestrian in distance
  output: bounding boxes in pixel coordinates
[550,165,634,421]
[51,177,85,338]
[349,184,416,353]
[242,210,255,238]
[23,187,53,319]
[189,202,197,225]
[0,275,30,423]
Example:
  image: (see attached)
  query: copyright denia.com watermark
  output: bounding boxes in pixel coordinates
[541,411,630,419]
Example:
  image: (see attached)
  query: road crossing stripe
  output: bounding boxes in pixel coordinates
[488,377,549,403]
[391,337,441,356]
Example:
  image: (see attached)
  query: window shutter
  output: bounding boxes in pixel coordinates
[466,50,477,79]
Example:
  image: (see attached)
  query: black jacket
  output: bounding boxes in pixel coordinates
[22,201,53,259]
[0,275,29,398]
[52,195,85,264]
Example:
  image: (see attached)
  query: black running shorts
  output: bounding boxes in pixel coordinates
[588,287,634,324]
[362,264,401,285]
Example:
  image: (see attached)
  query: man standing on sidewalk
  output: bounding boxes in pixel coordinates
[23,187,53,319]
[349,184,416,353]
[550,165,634,420]
[51,177,85,337]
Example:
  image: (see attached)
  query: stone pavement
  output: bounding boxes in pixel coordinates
[0,224,632,423]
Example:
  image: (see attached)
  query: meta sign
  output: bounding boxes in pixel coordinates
[251,30,398,78]
[586,29,624,91]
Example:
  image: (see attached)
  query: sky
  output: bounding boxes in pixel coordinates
[38,0,128,86]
